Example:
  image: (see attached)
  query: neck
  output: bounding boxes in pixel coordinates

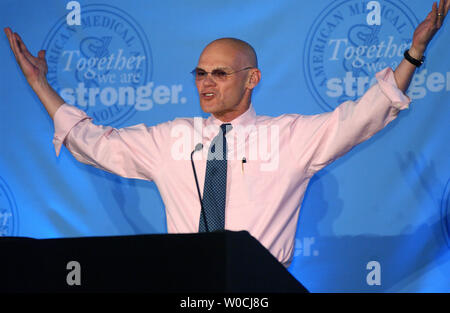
[213,112,241,122]
[213,106,249,122]
[213,99,251,122]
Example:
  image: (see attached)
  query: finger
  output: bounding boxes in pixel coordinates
[5,29,36,78]
[438,0,446,13]
[14,33,38,66]
[424,9,433,22]
[4,27,13,41]
[14,33,28,54]
[14,33,35,65]
[444,0,450,18]
[38,50,46,60]
[38,50,47,64]
[439,0,445,13]
[10,32,24,60]
[4,27,12,40]
[441,0,449,27]
[430,2,438,26]
[437,0,444,28]
[4,28,19,57]
[10,33,33,69]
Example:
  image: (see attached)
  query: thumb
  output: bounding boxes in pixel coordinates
[38,50,46,59]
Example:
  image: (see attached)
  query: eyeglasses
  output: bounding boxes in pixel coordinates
[191,66,253,81]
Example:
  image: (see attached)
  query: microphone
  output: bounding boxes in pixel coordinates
[191,143,209,232]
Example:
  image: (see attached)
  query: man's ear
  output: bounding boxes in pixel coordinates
[247,69,261,90]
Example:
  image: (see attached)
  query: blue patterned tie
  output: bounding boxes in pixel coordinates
[199,123,232,232]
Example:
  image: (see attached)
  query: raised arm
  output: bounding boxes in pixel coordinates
[394,0,449,92]
[4,27,63,119]
[4,27,167,181]
[289,1,449,175]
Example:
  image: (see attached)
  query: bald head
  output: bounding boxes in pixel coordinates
[200,38,258,68]
[195,37,261,122]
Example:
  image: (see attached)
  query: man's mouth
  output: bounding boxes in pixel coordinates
[201,92,215,99]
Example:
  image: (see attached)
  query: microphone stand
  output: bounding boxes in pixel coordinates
[191,144,209,233]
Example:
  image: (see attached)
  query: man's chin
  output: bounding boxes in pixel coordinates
[199,102,217,114]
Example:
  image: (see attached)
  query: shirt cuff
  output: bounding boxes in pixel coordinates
[375,67,411,111]
[52,103,91,157]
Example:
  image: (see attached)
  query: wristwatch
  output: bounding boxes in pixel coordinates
[404,49,425,67]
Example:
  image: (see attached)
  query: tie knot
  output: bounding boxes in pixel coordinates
[220,123,232,136]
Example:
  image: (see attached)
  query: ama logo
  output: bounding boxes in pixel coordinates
[303,0,419,111]
[42,4,154,126]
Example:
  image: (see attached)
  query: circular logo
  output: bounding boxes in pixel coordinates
[42,3,153,126]
[303,0,419,111]
[0,176,19,236]
[441,178,450,249]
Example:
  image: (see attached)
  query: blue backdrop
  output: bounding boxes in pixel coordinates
[1,0,449,292]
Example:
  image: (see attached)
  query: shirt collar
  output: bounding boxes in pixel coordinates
[205,103,257,129]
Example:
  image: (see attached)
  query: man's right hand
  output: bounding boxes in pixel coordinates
[4,27,63,119]
[4,27,48,89]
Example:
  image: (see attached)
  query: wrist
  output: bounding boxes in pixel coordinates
[30,78,52,94]
[408,45,425,59]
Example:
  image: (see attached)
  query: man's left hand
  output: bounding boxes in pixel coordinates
[410,0,449,58]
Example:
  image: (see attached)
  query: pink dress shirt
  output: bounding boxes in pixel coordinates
[52,68,410,267]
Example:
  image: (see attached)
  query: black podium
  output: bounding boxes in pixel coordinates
[0,230,308,293]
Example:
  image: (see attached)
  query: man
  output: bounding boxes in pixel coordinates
[4,1,449,268]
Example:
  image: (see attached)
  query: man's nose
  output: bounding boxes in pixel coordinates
[202,73,216,86]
